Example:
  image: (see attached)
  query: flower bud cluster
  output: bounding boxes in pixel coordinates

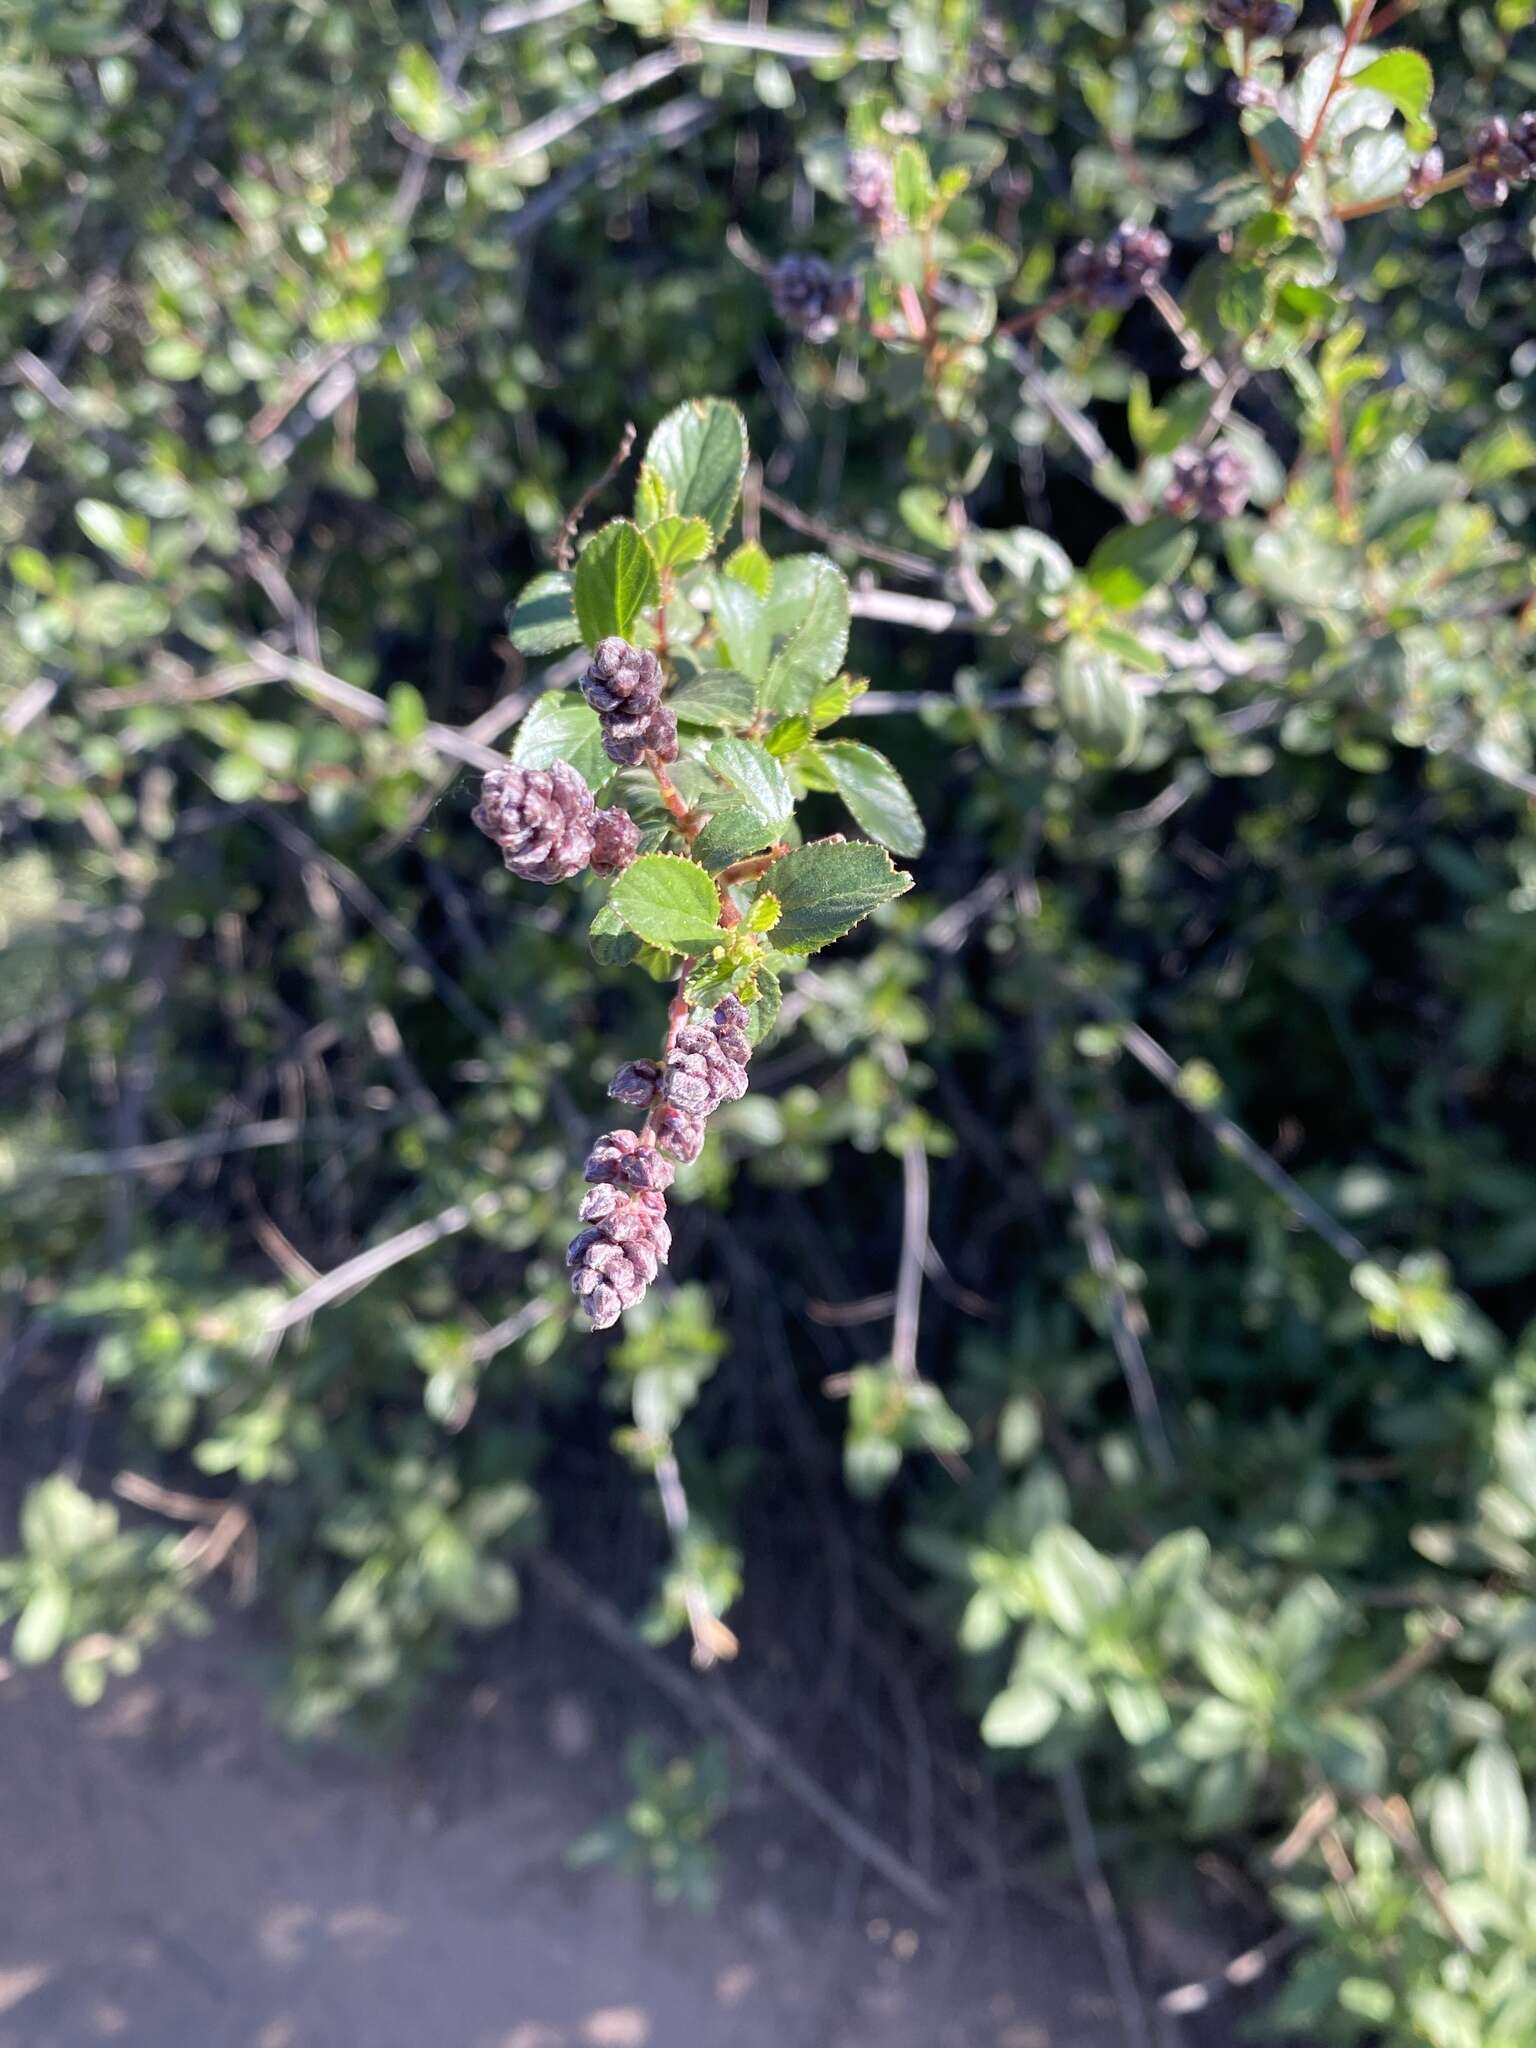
[1465,115,1536,210]
[473,762,638,884]
[566,1130,674,1330]
[768,255,864,343]
[1064,223,1171,310]
[579,637,679,768]
[1164,445,1251,522]
[1209,1,1296,36]
[567,998,755,1327]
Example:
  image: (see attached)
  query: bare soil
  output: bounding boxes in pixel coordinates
[0,1605,1152,2048]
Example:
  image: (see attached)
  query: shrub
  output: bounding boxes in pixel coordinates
[4,1,1536,2036]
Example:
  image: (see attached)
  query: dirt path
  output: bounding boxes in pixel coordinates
[0,1616,1142,2048]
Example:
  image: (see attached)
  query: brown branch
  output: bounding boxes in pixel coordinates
[554,419,638,570]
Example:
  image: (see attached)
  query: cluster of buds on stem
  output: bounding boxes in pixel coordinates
[473,761,639,883]
[1064,222,1171,311]
[579,637,679,767]
[567,1131,673,1330]
[1465,115,1536,210]
[1164,444,1251,522]
[1208,0,1295,36]
[768,254,864,343]
[567,997,755,1328]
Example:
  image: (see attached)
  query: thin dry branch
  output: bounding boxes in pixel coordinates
[266,1190,506,1336]
[1056,1762,1154,2048]
[534,1555,951,1922]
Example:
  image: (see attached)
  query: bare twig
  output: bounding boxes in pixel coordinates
[1056,1763,1153,2048]
[1112,1018,1369,1267]
[266,1190,506,1335]
[554,419,637,569]
[891,1139,929,1384]
[1068,1169,1176,1480]
[650,1442,739,1669]
[481,0,588,32]
[1159,1928,1300,2016]
[38,1115,359,1184]
[759,488,943,583]
[534,1554,950,1921]
[491,49,687,166]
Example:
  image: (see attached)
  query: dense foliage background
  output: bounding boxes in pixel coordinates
[5,1,1536,2038]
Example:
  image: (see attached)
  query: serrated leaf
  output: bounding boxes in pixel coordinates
[713,577,769,682]
[508,570,582,654]
[761,559,850,712]
[709,737,793,828]
[510,689,610,791]
[765,714,813,757]
[668,669,756,728]
[767,839,911,953]
[634,461,672,526]
[692,804,782,873]
[1057,643,1145,767]
[1085,516,1196,609]
[572,520,660,648]
[645,514,713,571]
[645,399,748,541]
[589,899,642,967]
[815,742,925,856]
[608,853,722,953]
[723,541,772,596]
[746,962,782,1044]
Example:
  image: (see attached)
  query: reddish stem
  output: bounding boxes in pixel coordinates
[1280,0,1378,204]
[1335,164,1470,221]
[897,281,928,343]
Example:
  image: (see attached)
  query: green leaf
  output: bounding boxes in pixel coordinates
[668,670,756,728]
[815,741,925,856]
[76,498,148,568]
[765,714,813,757]
[634,462,672,526]
[13,1581,68,1664]
[1467,1741,1530,1892]
[510,689,610,792]
[723,541,773,597]
[981,1682,1060,1748]
[692,805,781,873]
[761,559,851,712]
[508,570,582,654]
[1105,1677,1171,1746]
[709,737,793,827]
[645,399,748,542]
[572,520,660,648]
[948,234,1017,287]
[388,43,450,141]
[1031,1526,1125,1639]
[1352,49,1435,147]
[746,963,781,1044]
[892,141,934,226]
[1057,643,1145,767]
[589,899,642,967]
[645,514,713,572]
[767,839,912,953]
[608,854,723,953]
[1084,516,1195,610]
[388,682,428,741]
[712,578,770,682]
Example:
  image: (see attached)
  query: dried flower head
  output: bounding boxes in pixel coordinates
[1064,223,1171,311]
[769,254,864,343]
[472,761,594,884]
[1165,445,1251,522]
